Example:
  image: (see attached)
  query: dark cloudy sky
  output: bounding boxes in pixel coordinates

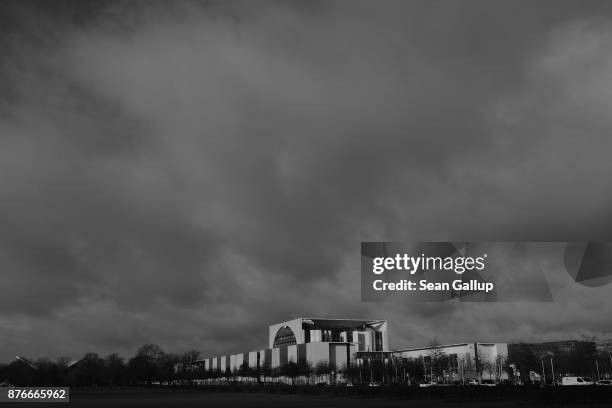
[2,0,612,362]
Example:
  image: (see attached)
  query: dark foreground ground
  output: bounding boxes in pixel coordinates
[9,388,611,408]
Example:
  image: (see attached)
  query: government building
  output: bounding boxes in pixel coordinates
[191,318,388,377]
[176,317,510,384]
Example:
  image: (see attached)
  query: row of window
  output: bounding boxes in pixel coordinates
[274,326,384,351]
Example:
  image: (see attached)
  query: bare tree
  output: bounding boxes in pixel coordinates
[427,338,448,382]
[480,360,496,380]
[314,361,330,384]
[495,355,505,380]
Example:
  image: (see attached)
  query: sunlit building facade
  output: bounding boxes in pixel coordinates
[393,342,509,381]
[178,318,510,384]
[189,318,388,379]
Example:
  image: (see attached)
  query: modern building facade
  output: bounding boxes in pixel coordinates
[514,340,584,355]
[393,342,509,382]
[269,318,388,351]
[184,318,388,380]
[176,318,510,384]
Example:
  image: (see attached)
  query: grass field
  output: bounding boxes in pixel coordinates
[12,388,609,408]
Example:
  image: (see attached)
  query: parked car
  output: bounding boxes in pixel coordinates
[561,376,594,386]
[479,379,497,386]
[344,382,354,387]
[466,379,479,386]
[596,380,612,386]
[368,382,381,387]
[419,381,437,388]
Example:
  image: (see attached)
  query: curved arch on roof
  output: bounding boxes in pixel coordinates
[273,326,297,348]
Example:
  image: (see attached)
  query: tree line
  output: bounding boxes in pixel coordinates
[176,357,428,385]
[2,340,609,387]
[0,344,200,387]
[507,339,612,384]
[0,348,435,387]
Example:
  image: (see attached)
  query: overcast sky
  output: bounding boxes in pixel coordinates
[2,0,612,363]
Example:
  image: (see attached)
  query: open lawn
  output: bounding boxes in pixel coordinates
[11,388,610,408]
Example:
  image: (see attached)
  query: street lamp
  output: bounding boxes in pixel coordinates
[539,351,554,386]
[549,354,555,386]
[394,357,398,384]
[383,357,388,385]
[604,331,612,375]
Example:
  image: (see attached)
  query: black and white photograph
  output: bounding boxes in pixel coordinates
[2,1,612,407]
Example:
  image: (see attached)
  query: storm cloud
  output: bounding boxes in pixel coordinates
[2,0,612,362]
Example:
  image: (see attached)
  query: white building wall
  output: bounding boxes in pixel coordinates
[349,344,358,362]
[382,328,389,351]
[362,330,373,351]
[397,344,471,360]
[368,329,376,351]
[271,347,280,368]
[268,318,388,350]
[476,343,508,380]
[287,345,298,363]
[260,349,269,368]
[330,344,348,370]
[394,343,508,381]
[268,318,304,348]
[310,329,322,342]
[230,353,244,372]
[229,354,236,372]
[306,342,329,367]
[248,351,258,369]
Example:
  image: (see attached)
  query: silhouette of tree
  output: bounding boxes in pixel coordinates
[314,361,330,384]
[480,360,496,380]
[508,343,539,383]
[298,360,313,384]
[3,359,36,386]
[181,350,201,363]
[105,353,126,386]
[280,361,299,385]
[128,344,165,384]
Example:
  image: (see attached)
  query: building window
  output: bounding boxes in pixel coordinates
[273,326,297,348]
[374,332,383,351]
[322,330,332,342]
